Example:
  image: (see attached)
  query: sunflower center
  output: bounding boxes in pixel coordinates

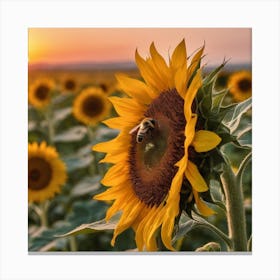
[238,78,251,92]
[99,83,108,92]
[128,88,186,207]
[65,79,76,90]
[35,85,50,100]
[28,157,52,190]
[82,95,104,118]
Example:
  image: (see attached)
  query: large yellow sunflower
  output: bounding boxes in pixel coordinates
[28,78,55,109]
[227,70,252,102]
[73,87,111,126]
[28,142,67,203]
[93,40,221,251]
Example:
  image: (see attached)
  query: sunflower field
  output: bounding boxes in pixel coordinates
[28,40,252,252]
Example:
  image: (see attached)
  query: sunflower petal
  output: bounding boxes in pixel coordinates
[101,163,128,186]
[115,73,154,104]
[193,190,216,216]
[192,130,221,152]
[135,49,165,94]
[185,160,208,192]
[174,66,188,99]
[93,132,130,154]
[109,96,145,118]
[111,199,142,245]
[171,39,187,70]
[184,70,202,122]
[161,213,176,251]
[99,151,127,164]
[149,42,170,86]
[188,45,205,78]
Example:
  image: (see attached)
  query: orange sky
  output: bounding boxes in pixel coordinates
[28,28,251,66]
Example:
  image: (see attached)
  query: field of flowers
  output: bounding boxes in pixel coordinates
[28,42,251,252]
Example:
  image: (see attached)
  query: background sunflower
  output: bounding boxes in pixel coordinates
[28,141,67,203]
[72,87,111,126]
[227,70,252,102]
[28,78,55,109]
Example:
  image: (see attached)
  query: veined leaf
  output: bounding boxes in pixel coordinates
[54,126,87,142]
[236,126,252,148]
[58,213,120,238]
[220,97,252,133]
[63,153,93,172]
[71,175,101,197]
[53,107,72,126]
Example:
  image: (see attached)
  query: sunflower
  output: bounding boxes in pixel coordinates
[28,78,55,109]
[61,76,79,94]
[93,40,221,251]
[72,86,111,126]
[28,142,67,203]
[227,70,252,102]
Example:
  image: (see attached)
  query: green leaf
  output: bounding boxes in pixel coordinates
[173,219,198,241]
[53,107,72,126]
[203,61,227,85]
[71,175,101,197]
[54,126,88,142]
[236,126,252,148]
[63,153,93,172]
[212,89,228,113]
[220,97,252,133]
[58,213,120,238]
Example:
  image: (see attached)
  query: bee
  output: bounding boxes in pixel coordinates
[129,118,156,143]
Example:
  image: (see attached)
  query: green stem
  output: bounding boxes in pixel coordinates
[44,106,55,145]
[40,200,49,228]
[87,126,98,175]
[193,217,232,249]
[69,236,78,251]
[221,164,247,251]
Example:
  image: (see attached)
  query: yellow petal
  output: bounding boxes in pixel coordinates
[99,151,127,164]
[109,96,145,118]
[171,39,187,70]
[149,42,170,87]
[193,190,216,216]
[192,130,221,152]
[174,66,188,99]
[187,45,205,79]
[161,213,176,251]
[185,160,208,192]
[101,163,128,186]
[184,70,202,122]
[103,116,140,130]
[111,198,142,246]
[93,132,130,154]
[135,49,165,94]
[115,73,154,104]
[184,114,197,149]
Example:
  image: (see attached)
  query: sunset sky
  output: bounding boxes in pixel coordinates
[28,28,251,66]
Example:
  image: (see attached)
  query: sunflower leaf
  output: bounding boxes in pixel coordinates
[173,219,198,241]
[236,126,252,148]
[53,107,72,126]
[54,126,88,142]
[220,97,252,133]
[58,213,121,238]
[63,153,93,172]
[71,175,101,197]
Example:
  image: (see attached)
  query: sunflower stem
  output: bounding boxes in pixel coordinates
[221,164,247,251]
[69,235,78,251]
[44,106,55,145]
[40,200,49,228]
[87,126,98,175]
